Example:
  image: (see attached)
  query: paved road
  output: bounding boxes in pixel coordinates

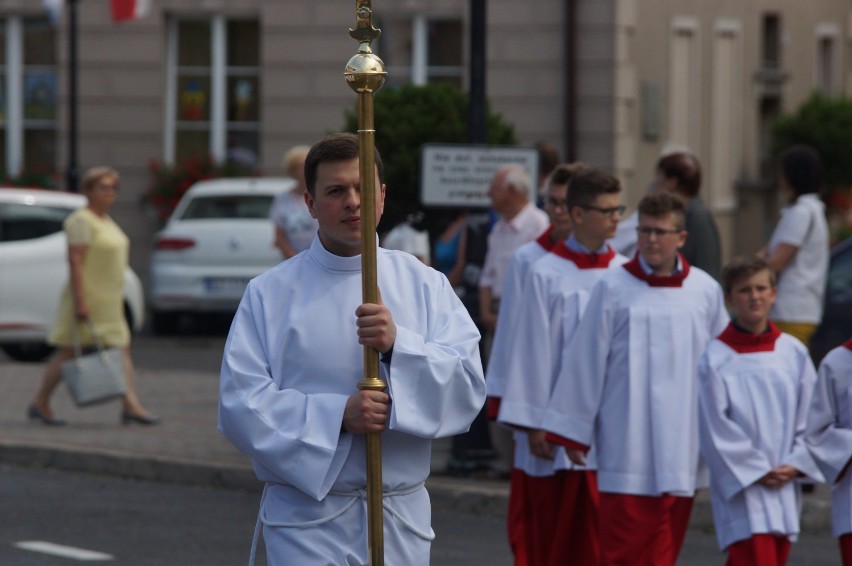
[0,327,842,565]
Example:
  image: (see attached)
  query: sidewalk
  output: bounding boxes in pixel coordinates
[0,359,833,532]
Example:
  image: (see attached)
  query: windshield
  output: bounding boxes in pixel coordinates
[180,195,273,220]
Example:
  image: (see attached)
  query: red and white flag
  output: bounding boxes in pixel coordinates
[111,0,152,23]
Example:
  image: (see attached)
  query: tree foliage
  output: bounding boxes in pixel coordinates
[343,82,517,231]
[772,93,852,190]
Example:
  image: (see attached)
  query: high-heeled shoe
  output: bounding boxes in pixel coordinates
[121,412,161,426]
[27,404,66,426]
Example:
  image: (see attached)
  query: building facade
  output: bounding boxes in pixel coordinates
[0,0,849,274]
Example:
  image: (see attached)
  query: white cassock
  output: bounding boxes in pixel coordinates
[698,326,823,550]
[542,256,729,496]
[486,228,553,402]
[806,340,852,539]
[499,243,627,476]
[218,236,486,566]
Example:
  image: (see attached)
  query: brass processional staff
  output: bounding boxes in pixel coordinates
[344,1,387,564]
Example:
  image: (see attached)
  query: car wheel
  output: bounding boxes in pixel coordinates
[1,342,56,362]
[151,311,180,335]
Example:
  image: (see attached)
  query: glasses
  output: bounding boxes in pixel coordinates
[636,226,682,237]
[580,204,626,217]
[545,197,568,209]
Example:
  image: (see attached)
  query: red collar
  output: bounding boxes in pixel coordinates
[622,254,690,287]
[551,242,616,269]
[844,337,852,351]
[535,226,557,251]
[718,321,782,353]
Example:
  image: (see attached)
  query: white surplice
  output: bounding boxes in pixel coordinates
[698,329,822,550]
[485,234,552,400]
[806,341,852,538]
[218,236,485,565]
[541,259,728,496]
[499,244,627,476]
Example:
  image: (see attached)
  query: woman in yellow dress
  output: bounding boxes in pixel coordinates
[28,166,158,426]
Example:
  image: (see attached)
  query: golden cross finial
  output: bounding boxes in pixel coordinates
[349,0,381,46]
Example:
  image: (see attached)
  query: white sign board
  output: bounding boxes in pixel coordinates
[420,144,539,207]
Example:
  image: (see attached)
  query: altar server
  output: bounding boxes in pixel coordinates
[698,257,822,565]
[499,167,627,565]
[485,163,576,565]
[543,192,728,566]
[807,337,852,566]
[218,133,486,565]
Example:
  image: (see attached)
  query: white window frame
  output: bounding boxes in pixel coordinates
[1,16,56,177]
[815,23,841,96]
[383,15,464,87]
[164,15,229,164]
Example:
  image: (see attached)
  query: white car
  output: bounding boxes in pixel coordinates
[0,188,145,361]
[148,178,285,334]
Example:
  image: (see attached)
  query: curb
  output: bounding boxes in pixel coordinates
[0,442,833,534]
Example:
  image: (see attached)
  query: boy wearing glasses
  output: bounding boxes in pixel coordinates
[543,192,728,565]
[698,258,821,565]
[497,167,627,565]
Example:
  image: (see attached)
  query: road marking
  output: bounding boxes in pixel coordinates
[14,541,114,561]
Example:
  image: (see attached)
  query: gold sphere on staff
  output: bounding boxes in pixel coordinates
[345,49,386,94]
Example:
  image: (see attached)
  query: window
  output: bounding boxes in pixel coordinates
[761,14,781,69]
[180,195,272,220]
[0,17,57,178]
[0,203,69,242]
[378,16,463,88]
[165,17,260,166]
[815,25,839,95]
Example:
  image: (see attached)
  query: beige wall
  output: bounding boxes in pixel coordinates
[3,0,850,275]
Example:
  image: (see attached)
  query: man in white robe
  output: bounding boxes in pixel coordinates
[218,133,486,565]
[807,337,852,565]
[698,258,822,564]
[499,167,627,565]
[543,192,728,566]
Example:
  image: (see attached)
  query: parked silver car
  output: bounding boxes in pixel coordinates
[148,178,285,334]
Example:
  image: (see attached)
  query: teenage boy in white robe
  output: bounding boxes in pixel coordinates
[807,336,852,565]
[543,192,728,566]
[698,257,822,565]
[485,163,576,564]
[218,133,486,565]
[499,167,627,566]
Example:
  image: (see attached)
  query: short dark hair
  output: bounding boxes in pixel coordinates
[779,144,822,198]
[656,152,701,198]
[546,162,585,192]
[304,132,384,195]
[637,192,686,230]
[722,257,776,295]
[535,141,560,179]
[566,167,621,210]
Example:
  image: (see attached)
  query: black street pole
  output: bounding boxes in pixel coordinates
[66,0,79,192]
[468,0,486,145]
[449,0,496,476]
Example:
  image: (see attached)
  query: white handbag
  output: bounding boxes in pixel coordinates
[61,319,127,407]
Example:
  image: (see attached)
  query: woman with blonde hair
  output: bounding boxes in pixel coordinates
[28,166,158,426]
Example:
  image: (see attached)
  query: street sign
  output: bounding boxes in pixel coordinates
[420,144,539,207]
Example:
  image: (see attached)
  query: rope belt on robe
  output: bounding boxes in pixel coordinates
[248,482,432,565]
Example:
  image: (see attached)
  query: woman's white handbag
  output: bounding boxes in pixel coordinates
[61,320,127,407]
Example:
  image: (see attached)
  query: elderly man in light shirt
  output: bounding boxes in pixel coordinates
[478,164,550,335]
